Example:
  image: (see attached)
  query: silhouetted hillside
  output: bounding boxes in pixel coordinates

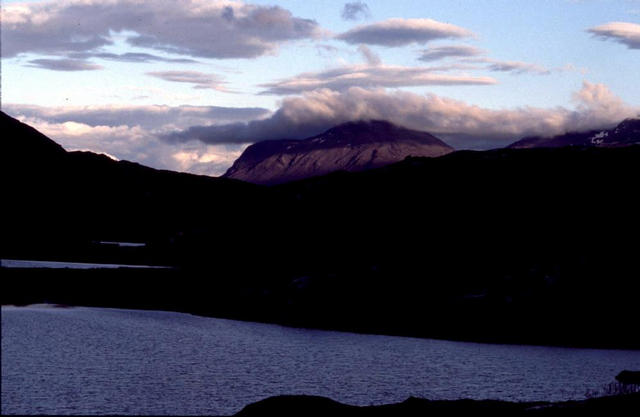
[2,112,639,348]
[2,110,262,264]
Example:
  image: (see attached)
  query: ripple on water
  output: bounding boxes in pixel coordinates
[2,306,639,415]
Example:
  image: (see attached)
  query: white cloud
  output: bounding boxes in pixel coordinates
[588,21,640,49]
[337,18,473,47]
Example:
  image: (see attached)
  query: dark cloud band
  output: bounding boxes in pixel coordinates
[3,0,321,59]
[26,58,103,72]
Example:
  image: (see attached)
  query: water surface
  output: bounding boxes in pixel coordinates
[0,259,168,269]
[2,306,639,415]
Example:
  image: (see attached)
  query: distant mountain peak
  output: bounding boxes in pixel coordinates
[223,120,454,185]
[508,118,640,149]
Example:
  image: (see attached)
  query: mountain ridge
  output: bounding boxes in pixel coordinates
[508,117,640,149]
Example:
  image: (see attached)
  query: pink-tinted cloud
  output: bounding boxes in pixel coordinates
[169,82,638,149]
[337,18,473,47]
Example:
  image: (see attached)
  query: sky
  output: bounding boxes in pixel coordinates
[2,0,639,176]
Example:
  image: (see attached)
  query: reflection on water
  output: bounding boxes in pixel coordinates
[2,306,639,415]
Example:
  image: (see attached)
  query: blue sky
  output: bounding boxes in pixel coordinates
[2,0,639,175]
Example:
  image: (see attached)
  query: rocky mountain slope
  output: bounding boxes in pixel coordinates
[223,120,453,184]
[508,118,640,149]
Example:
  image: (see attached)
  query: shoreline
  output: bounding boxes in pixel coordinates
[231,393,640,416]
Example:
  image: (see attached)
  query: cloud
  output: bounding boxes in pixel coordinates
[3,0,321,59]
[482,59,551,75]
[3,103,269,176]
[358,45,381,65]
[342,2,371,21]
[418,45,484,62]
[30,118,246,176]
[558,63,589,75]
[571,80,632,121]
[418,46,549,75]
[26,58,103,71]
[6,82,634,175]
[167,82,637,150]
[455,57,550,75]
[337,18,473,47]
[315,43,341,58]
[147,71,229,91]
[259,64,496,95]
[3,103,270,130]
[588,21,640,49]
[69,52,199,64]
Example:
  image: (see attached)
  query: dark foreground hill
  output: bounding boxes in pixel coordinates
[223,120,453,184]
[2,111,639,348]
[1,111,262,264]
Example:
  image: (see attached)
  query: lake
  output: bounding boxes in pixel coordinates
[2,306,639,415]
[1,259,169,269]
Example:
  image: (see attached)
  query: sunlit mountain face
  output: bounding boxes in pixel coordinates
[223,120,454,184]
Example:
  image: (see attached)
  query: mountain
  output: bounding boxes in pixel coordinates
[223,120,454,185]
[508,117,640,149]
[3,111,640,348]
